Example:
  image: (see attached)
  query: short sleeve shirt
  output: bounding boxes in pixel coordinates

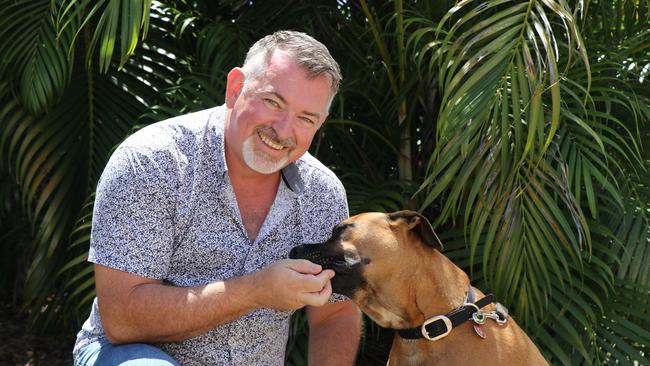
[73,106,349,365]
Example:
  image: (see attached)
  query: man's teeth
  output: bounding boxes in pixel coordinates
[258,131,284,150]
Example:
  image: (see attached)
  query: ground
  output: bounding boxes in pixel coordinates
[0,300,73,366]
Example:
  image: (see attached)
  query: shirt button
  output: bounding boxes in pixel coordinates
[227,338,237,347]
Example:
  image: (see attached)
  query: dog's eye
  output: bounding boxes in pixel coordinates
[332,223,353,238]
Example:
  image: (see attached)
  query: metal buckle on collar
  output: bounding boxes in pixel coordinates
[421,315,452,341]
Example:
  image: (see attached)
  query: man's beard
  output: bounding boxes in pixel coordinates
[241,128,293,174]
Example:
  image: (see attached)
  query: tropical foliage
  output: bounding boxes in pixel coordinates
[1,0,648,364]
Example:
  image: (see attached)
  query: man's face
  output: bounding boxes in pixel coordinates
[224,49,332,175]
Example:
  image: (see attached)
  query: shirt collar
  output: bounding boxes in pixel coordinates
[281,163,304,194]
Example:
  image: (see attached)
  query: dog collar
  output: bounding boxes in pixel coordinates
[397,293,494,341]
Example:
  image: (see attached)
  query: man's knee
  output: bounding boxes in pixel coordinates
[76,340,180,366]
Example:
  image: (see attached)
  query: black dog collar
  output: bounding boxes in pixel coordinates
[397,294,494,341]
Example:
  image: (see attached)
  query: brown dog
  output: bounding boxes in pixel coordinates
[290,210,548,365]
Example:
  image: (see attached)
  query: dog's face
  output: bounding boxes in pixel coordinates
[290,210,442,328]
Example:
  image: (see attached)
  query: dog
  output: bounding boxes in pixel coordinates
[290,210,548,365]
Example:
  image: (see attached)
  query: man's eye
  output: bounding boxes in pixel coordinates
[264,98,280,108]
[300,116,315,125]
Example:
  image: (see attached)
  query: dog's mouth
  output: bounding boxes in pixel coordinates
[289,243,364,296]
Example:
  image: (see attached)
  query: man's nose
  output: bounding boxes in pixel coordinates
[272,112,292,139]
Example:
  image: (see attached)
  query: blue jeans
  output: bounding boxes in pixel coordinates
[74,338,180,366]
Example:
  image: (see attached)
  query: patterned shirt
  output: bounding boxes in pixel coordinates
[73,105,349,365]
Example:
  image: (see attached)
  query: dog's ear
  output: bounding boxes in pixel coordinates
[388,210,443,251]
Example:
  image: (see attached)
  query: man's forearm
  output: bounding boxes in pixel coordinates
[98,259,333,344]
[102,274,259,344]
[307,301,361,366]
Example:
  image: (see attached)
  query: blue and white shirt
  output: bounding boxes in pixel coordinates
[73,105,349,365]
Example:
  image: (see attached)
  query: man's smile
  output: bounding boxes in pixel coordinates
[257,129,285,150]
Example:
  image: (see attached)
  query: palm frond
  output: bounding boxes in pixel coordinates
[0,0,74,114]
[590,280,650,365]
[55,0,152,73]
[408,0,598,331]
[612,169,650,286]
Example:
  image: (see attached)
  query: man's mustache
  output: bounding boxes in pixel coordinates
[256,126,296,148]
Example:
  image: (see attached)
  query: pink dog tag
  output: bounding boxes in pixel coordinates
[474,324,487,339]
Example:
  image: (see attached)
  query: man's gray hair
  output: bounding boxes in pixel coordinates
[242,30,342,96]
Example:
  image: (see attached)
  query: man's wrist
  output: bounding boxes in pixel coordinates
[235,271,265,310]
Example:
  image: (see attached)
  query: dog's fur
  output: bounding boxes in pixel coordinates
[291,210,548,365]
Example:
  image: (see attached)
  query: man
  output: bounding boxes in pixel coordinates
[73,30,361,365]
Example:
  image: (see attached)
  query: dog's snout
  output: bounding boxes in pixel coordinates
[290,242,364,297]
[289,244,323,262]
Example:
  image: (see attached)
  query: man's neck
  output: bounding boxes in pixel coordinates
[227,166,281,191]
[225,155,283,242]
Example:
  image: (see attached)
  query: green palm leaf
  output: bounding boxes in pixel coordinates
[55,0,152,73]
[0,0,74,114]
[411,0,595,330]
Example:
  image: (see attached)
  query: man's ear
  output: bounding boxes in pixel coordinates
[225,67,245,108]
[388,210,443,251]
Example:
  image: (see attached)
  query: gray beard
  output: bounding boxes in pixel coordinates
[241,135,289,174]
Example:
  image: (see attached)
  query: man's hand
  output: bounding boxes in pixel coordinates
[251,259,335,310]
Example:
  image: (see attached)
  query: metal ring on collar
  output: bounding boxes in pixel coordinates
[472,311,486,324]
[462,302,480,313]
[464,302,485,324]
